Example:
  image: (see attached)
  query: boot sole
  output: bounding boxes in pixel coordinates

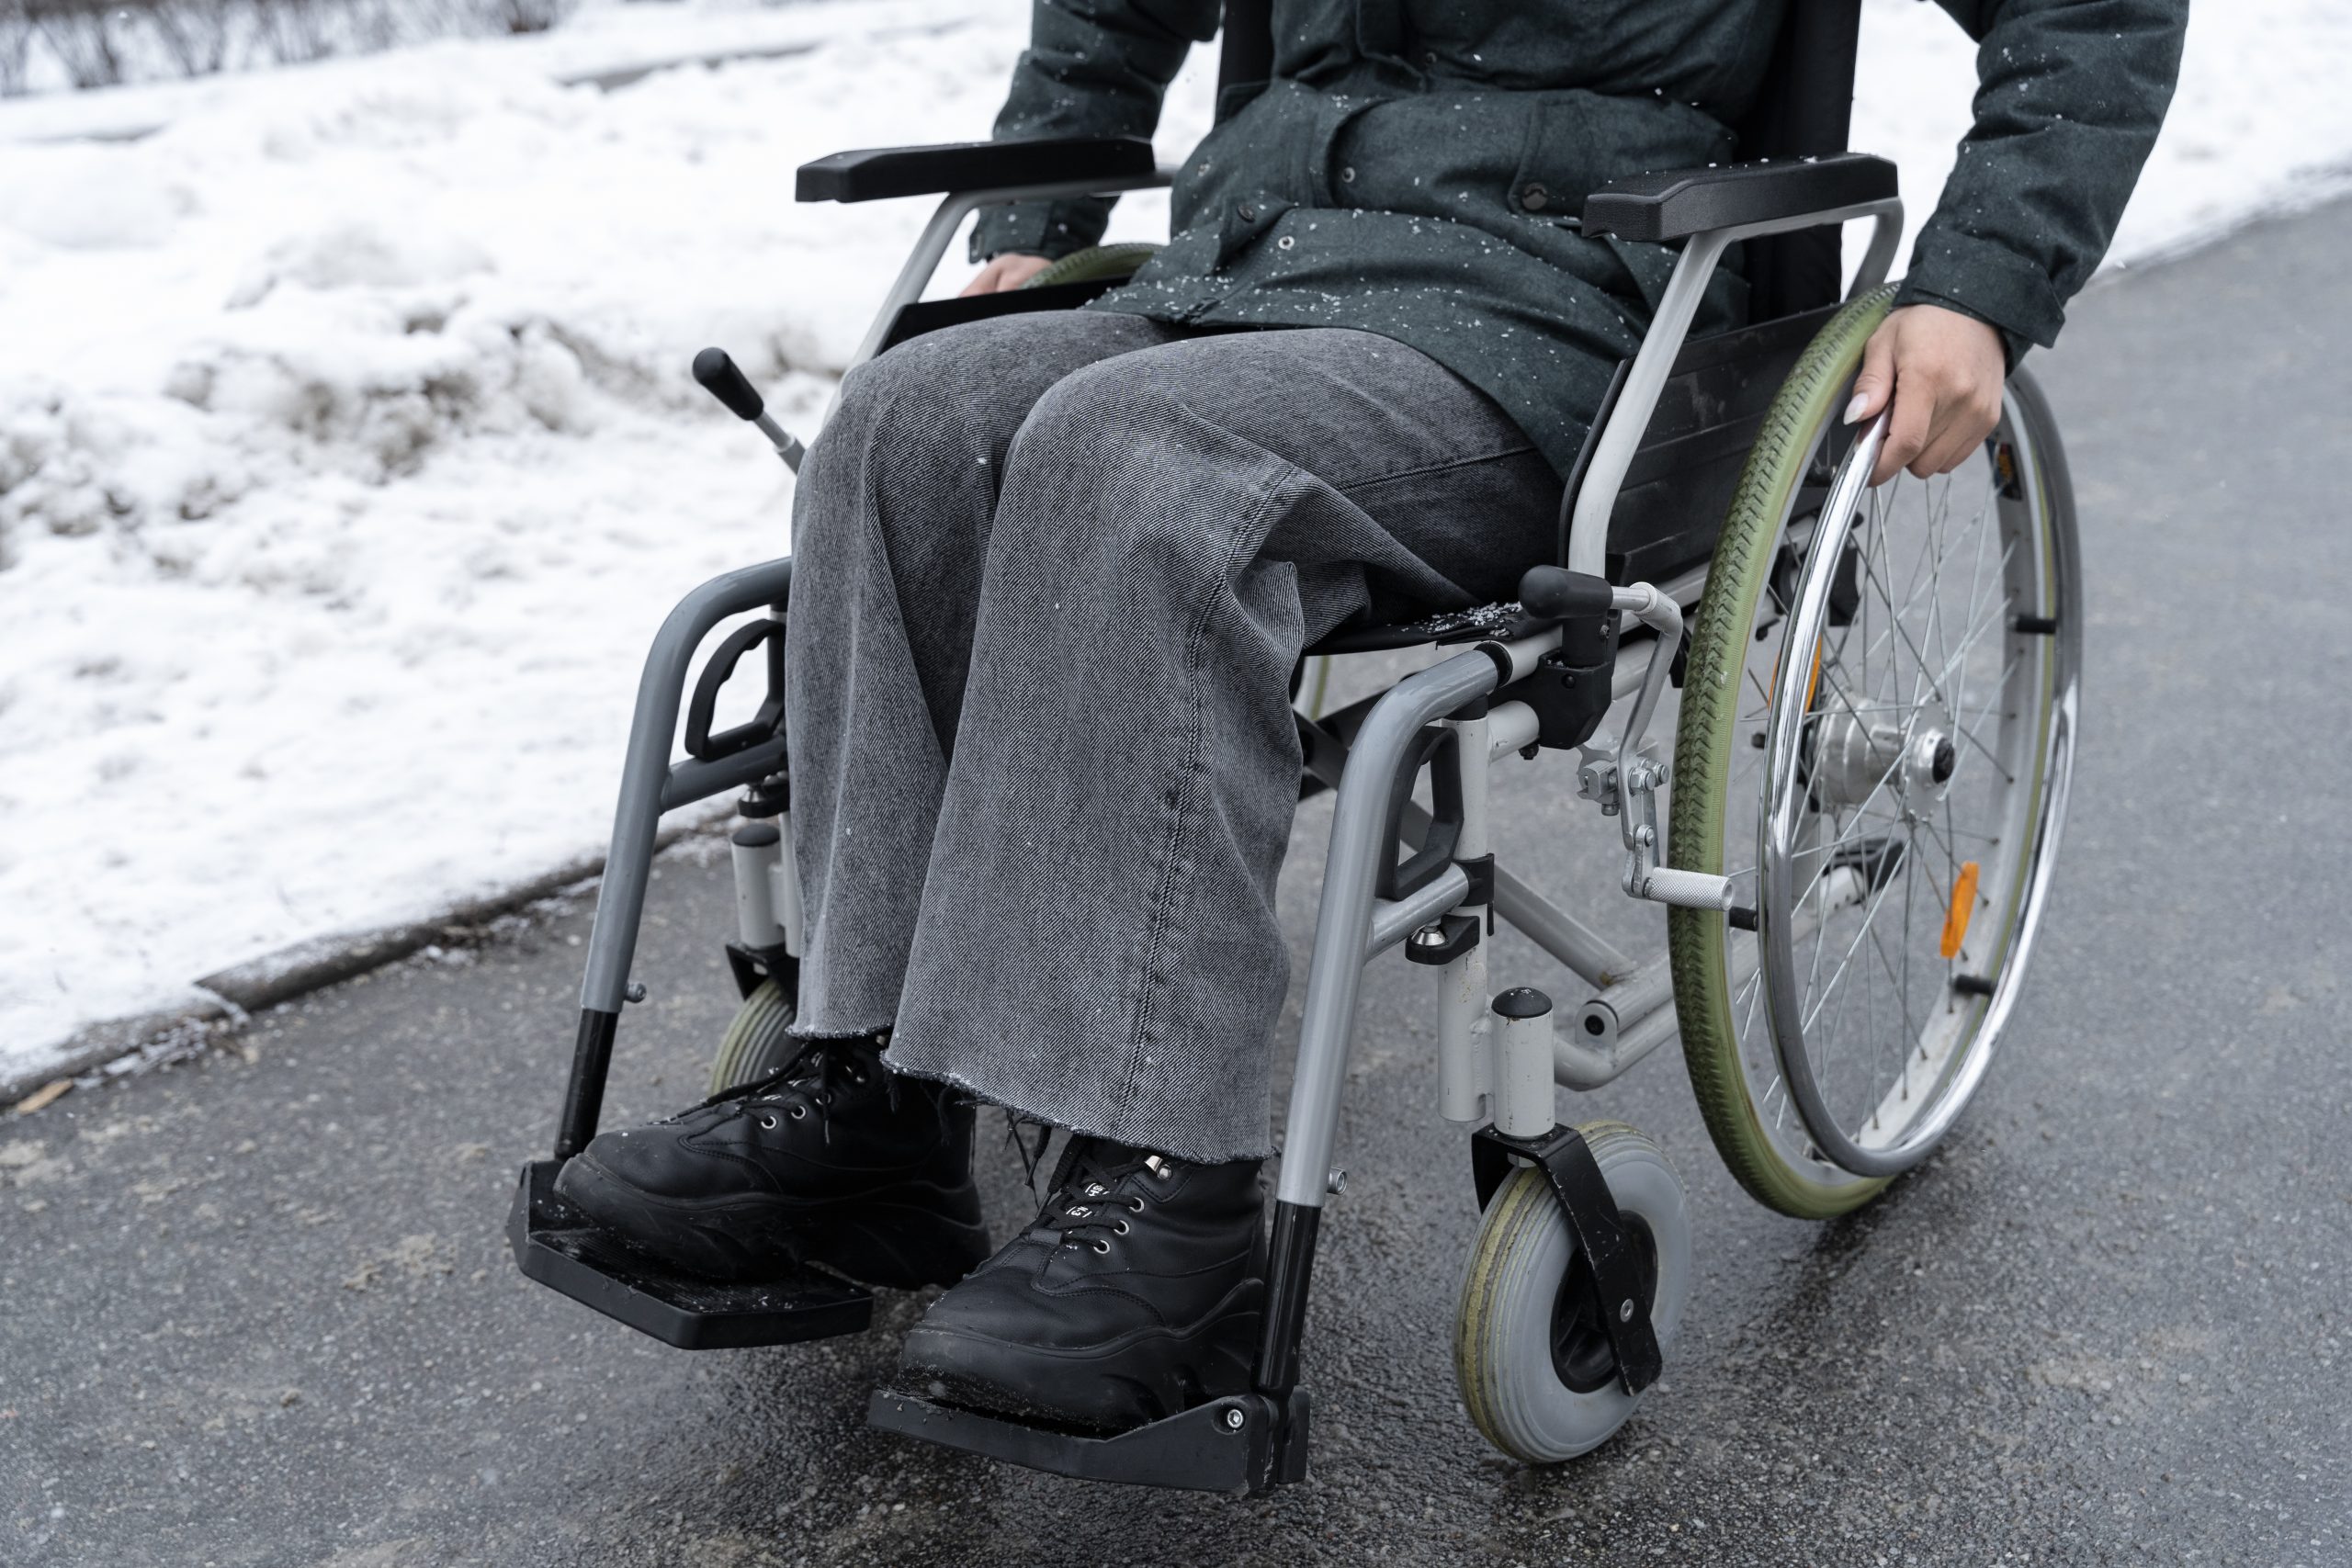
[553,1153,989,1291]
[899,1278,1265,1434]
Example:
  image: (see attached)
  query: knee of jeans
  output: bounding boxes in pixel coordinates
[1001,358,1274,572]
[1009,352,1183,456]
[1001,360,1202,520]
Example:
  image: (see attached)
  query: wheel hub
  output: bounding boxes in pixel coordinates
[1809,704,1954,810]
[1901,713,1958,803]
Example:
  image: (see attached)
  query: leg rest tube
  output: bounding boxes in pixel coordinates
[1272,648,1501,1211]
[1253,650,1499,1407]
[1254,1201,1323,1401]
[554,1009,619,1161]
[1437,941,1489,1123]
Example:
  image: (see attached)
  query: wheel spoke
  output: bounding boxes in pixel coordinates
[1786,449,2022,1134]
[1802,847,1910,1033]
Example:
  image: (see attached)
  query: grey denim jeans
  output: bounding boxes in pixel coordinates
[785,310,1562,1160]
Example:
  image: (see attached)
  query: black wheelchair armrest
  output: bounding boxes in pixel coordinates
[796,135,1158,204]
[1580,152,1896,243]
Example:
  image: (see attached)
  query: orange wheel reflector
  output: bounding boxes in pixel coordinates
[1939,861,1982,961]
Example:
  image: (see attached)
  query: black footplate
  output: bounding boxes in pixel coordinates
[867,1388,1311,1495]
[508,1160,872,1348]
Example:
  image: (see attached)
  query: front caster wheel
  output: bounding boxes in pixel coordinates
[1453,1122,1691,1463]
[706,978,797,1096]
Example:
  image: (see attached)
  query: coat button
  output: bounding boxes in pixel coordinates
[1238,203,1257,221]
[1340,165,1357,184]
[1276,235,1295,250]
[1521,183,1549,212]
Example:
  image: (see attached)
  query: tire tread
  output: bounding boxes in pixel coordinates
[1666,287,1898,1220]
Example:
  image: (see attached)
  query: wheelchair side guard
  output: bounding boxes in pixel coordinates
[877,277,1141,359]
[1469,1122,1663,1396]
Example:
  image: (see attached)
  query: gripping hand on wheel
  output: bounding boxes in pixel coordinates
[1846,304,2009,487]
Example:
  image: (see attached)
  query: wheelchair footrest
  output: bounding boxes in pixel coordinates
[507,1159,872,1349]
[866,1387,1306,1494]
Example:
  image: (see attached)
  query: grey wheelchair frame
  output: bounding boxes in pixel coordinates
[505,0,2049,1495]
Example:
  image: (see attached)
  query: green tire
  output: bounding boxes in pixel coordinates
[705,978,799,1098]
[1666,286,1897,1220]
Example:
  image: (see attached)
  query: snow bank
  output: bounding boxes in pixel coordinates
[0,0,1203,1082]
[0,0,2346,1086]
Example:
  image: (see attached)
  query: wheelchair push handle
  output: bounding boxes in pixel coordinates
[695,347,808,472]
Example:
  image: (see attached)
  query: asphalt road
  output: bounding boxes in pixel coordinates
[6,197,2351,1568]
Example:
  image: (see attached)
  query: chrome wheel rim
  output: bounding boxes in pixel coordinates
[1722,383,2078,1179]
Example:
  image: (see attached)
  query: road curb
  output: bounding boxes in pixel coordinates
[1,817,715,1111]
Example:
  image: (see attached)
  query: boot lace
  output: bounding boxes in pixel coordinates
[1036,1142,1178,1255]
[698,1031,895,1144]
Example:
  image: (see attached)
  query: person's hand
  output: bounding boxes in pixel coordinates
[960,254,1053,296]
[1845,304,2008,486]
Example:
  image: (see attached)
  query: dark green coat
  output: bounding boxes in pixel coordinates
[972,0,2188,476]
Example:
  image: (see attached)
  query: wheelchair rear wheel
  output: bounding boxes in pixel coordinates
[1668,287,2081,1218]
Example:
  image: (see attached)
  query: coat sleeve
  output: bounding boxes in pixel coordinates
[968,0,1221,264]
[1896,0,2188,364]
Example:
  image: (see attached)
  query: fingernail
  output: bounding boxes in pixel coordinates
[1844,393,1871,425]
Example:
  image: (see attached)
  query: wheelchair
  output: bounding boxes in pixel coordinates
[508,0,2078,1494]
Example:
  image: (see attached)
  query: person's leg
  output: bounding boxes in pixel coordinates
[784,310,1178,1039]
[554,310,1177,1286]
[886,326,1561,1158]
[889,327,1564,1429]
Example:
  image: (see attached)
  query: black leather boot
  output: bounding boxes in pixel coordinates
[553,1033,988,1289]
[897,1135,1265,1433]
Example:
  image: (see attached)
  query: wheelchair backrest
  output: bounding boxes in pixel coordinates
[1731,0,1866,321]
